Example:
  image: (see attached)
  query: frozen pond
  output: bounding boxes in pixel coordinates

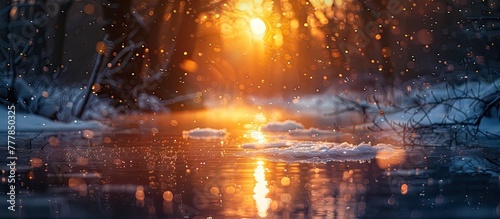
[2,0,500,218]
[1,109,500,219]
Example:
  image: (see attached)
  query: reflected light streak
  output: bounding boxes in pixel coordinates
[253,160,271,217]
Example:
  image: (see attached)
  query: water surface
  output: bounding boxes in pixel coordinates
[1,109,500,219]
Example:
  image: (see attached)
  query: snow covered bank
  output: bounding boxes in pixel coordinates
[248,78,500,145]
[241,141,397,163]
[369,80,500,144]
[0,107,104,132]
[182,128,227,139]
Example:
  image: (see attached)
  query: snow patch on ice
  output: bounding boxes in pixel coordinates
[287,128,350,140]
[183,128,227,139]
[257,120,353,141]
[260,120,304,132]
[259,120,352,141]
[241,141,396,163]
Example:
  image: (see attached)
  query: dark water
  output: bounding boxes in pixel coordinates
[1,110,500,219]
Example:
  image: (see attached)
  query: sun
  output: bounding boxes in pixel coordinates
[250,18,267,36]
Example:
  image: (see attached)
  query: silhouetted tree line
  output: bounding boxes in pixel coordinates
[0,0,498,117]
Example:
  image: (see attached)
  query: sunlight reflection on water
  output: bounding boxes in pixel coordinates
[253,160,272,217]
[1,110,500,219]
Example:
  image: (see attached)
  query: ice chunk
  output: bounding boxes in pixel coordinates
[261,120,305,132]
[241,141,396,163]
[183,128,227,139]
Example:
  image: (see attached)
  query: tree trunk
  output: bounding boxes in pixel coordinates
[100,0,142,108]
[145,1,168,71]
[162,0,200,104]
[103,0,134,56]
[48,1,73,80]
[0,0,11,64]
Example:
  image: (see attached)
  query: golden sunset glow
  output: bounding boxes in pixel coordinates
[6,0,494,217]
[250,18,267,36]
[376,149,406,168]
[253,160,271,217]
